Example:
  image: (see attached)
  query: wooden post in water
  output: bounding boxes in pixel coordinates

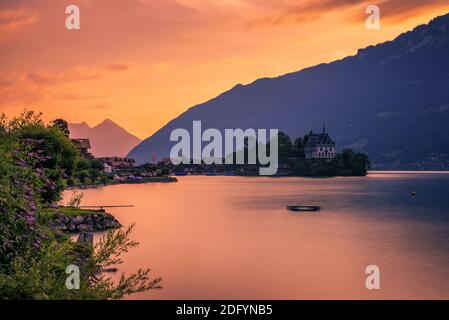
[77,232,94,246]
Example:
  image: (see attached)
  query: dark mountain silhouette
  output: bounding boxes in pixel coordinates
[128,13,449,169]
[69,119,141,158]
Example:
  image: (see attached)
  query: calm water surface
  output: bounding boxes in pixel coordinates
[64,172,449,299]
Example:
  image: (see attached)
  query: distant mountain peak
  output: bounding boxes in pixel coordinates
[69,119,141,158]
[97,118,115,126]
[94,118,123,129]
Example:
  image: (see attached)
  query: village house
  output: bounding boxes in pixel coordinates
[160,157,173,165]
[304,127,336,160]
[98,157,136,170]
[71,138,93,159]
[103,163,113,174]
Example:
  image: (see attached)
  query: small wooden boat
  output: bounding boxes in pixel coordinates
[287,205,321,212]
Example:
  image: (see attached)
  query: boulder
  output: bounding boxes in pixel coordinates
[77,224,92,232]
[71,215,85,225]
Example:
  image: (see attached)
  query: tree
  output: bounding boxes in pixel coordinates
[277,132,293,164]
[17,125,79,204]
[77,158,91,171]
[272,131,371,177]
[78,170,89,184]
[5,110,45,134]
[67,191,83,208]
[89,167,100,183]
[0,114,7,137]
[291,137,304,158]
[19,125,79,175]
[52,119,70,137]
[294,137,303,150]
[89,159,104,171]
[0,139,41,266]
[0,112,79,204]
[1,112,162,300]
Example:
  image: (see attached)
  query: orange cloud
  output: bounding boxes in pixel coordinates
[23,63,131,86]
[0,8,38,30]
[104,63,132,72]
[1,0,449,138]
[0,8,38,42]
[0,63,129,112]
[92,104,110,110]
[246,0,449,27]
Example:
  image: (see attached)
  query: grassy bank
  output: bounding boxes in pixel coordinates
[41,207,104,218]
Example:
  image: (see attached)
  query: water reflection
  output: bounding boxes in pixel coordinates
[64,172,449,299]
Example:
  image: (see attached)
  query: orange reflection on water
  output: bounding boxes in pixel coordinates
[64,174,449,299]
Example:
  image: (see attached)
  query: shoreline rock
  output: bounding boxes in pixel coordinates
[67,176,178,190]
[48,212,122,233]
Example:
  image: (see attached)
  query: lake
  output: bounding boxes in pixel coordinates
[64,172,449,299]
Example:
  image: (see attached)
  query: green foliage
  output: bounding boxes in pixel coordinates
[75,159,107,186]
[89,167,100,183]
[277,132,293,164]
[67,192,84,208]
[226,130,370,177]
[52,119,70,137]
[78,170,89,184]
[77,159,91,171]
[0,240,77,300]
[41,168,66,204]
[0,226,162,300]
[88,225,162,300]
[274,131,370,177]
[89,159,104,171]
[67,178,75,187]
[3,110,45,134]
[19,125,79,176]
[1,111,162,300]
[1,111,79,204]
[160,168,170,176]
[0,138,44,267]
[290,149,370,177]
[100,175,109,184]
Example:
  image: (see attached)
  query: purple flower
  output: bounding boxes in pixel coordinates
[23,138,44,145]
[16,159,27,167]
[26,216,36,224]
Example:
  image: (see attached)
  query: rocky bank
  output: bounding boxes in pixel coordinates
[48,211,122,233]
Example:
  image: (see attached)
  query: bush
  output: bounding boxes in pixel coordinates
[0,111,162,300]
[78,170,89,184]
[0,226,162,300]
[66,178,75,187]
[160,168,170,176]
[100,175,109,184]
[89,168,100,184]
[1,111,79,204]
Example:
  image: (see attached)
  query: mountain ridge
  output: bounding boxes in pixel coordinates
[69,119,141,158]
[128,13,449,169]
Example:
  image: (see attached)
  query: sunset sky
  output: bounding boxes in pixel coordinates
[1,0,449,138]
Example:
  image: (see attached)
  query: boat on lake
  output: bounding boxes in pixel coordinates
[286,205,321,212]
